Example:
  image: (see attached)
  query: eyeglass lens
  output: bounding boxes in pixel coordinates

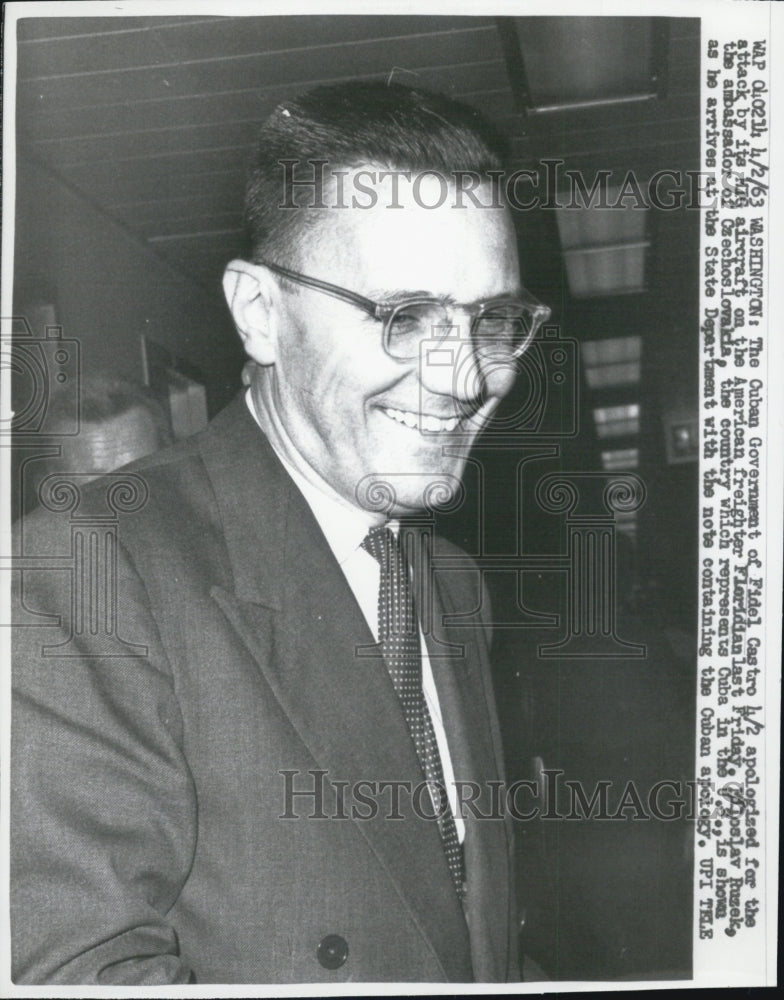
[385,301,537,361]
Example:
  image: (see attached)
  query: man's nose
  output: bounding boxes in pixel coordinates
[417,331,483,403]
[415,322,515,405]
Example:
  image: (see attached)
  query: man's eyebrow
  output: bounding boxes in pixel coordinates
[366,288,437,303]
[366,287,524,304]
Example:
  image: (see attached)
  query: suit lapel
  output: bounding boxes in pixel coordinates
[200,398,472,980]
[424,559,513,982]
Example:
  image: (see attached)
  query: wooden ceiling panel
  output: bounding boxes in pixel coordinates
[137,212,243,239]
[29,88,520,169]
[15,15,219,41]
[33,119,261,167]
[18,25,501,108]
[153,230,246,257]
[103,190,244,219]
[19,16,494,76]
[20,88,269,142]
[59,146,253,186]
[31,82,521,151]
[372,60,512,103]
[61,166,247,207]
[19,60,511,149]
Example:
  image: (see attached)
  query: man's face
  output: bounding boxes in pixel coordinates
[255,172,520,515]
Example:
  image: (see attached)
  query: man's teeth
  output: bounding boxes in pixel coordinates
[382,407,460,432]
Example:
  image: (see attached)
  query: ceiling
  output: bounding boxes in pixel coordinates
[15,14,699,291]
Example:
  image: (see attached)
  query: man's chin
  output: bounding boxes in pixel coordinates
[353,468,467,517]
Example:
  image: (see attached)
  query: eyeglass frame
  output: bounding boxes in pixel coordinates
[255,258,552,362]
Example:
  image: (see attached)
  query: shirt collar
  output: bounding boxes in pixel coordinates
[245,390,390,565]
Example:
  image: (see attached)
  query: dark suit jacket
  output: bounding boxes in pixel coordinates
[11,396,517,984]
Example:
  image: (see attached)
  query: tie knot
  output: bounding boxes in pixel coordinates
[361,525,397,570]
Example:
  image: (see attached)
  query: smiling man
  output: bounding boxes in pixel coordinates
[226,165,523,513]
[12,82,550,985]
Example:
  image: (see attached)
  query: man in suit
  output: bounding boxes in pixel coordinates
[11,82,550,984]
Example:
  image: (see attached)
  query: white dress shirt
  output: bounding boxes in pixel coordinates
[245,391,465,841]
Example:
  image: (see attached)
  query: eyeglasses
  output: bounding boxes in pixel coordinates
[258,259,551,363]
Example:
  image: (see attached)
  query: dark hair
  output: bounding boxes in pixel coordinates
[244,80,506,266]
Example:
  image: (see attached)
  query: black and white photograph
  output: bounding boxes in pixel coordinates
[1,1,780,992]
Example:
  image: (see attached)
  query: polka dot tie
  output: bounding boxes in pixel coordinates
[362,525,466,902]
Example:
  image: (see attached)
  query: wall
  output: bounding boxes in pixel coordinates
[13,154,244,410]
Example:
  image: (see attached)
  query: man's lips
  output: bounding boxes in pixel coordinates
[379,405,472,433]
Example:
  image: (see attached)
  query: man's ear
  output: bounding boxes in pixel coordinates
[222,260,280,366]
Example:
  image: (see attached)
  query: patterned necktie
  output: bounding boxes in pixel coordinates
[361,524,465,902]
